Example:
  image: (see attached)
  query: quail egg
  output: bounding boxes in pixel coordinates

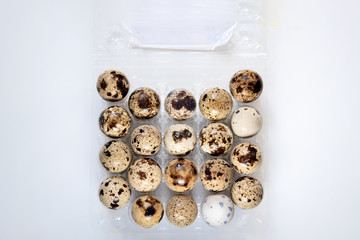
[96,70,130,102]
[164,158,198,192]
[99,140,132,173]
[166,194,198,227]
[128,158,162,192]
[199,88,233,121]
[229,69,263,103]
[128,87,161,119]
[230,142,262,175]
[164,124,196,156]
[231,176,263,209]
[165,89,196,120]
[99,106,132,138]
[200,159,233,192]
[131,125,162,156]
[199,122,233,156]
[231,106,262,138]
[98,176,131,209]
[131,195,164,228]
[201,194,234,227]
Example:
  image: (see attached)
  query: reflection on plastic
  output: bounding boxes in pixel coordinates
[121,0,237,50]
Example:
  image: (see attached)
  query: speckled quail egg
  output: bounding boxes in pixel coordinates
[164,124,196,156]
[96,70,130,102]
[199,88,233,121]
[229,69,263,103]
[131,195,164,228]
[201,194,234,227]
[128,87,161,119]
[164,158,198,192]
[231,106,262,138]
[200,159,233,192]
[166,194,198,227]
[99,106,132,138]
[230,142,262,175]
[98,176,131,209]
[128,158,162,192]
[99,140,132,173]
[199,122,233,156]
[131,125,162,156]
[231,176,263,209]
[165,89,196,120]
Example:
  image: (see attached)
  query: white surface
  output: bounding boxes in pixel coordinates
[0,0,359,240]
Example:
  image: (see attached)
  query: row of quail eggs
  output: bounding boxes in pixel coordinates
[96,69,264,228]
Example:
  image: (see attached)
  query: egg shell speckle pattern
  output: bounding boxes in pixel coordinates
[199,122,233,156]
[231,176,263,209]
[166,195,198,227]
[99,106,132,138]
[229,69,263,103]
[131,125,162,156]
[199,88,233,121]
[165,89,196,120]
[164,158,198,192]
[201,195,234,227]
[99,176,131,210]
[200,159,233,192]
[131,195,164,228]
[99,140,132,173]
[231,106,262,138]
[164,124,197,156]
[128,158,162,192]
[128,87,161,119]
[96,70,130,102]
[230,142,262,175]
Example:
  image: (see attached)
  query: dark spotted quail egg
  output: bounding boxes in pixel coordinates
[99,106,132,138]
[200,159,233,191]
[96,70,130,102]
[164,158,198,192]
[99,140,132,173]
[164,124,196,156]
[165,89,196,120]
[231,176,263,209]
[128,87,161,119]
[128,158,162,192]
[98,176,131,209]
[199,88,233,121]
[229,69,263,103]
[230,142,262,175]
[131,125,162,156]
[131,195,164,228]
[199,122,233,156]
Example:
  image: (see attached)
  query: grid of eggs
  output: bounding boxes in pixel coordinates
[96,69,264,228]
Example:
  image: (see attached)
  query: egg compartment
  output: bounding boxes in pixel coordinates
[92,0,267,237]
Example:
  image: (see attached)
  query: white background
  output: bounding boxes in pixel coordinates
[0,0,359,239]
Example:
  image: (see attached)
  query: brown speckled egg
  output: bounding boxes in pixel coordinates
[166,195,198,227]
[230,142,262,175]
[99,106,132,138]
[131,125,162,156]
[200,159,233,191]
[96,70,130,102]
[131,195,164,228]
[99,140,132,173]
[164,158,198,192]
[164,124,197,156]
[128,158,162,192]
[231,106,262,138]
[99,176,131,209]
[199,88,233,121]
[128,87,160,119]
[231,176,263,209]
[199,122,233,156]
[165,89,196,120]
[230,70,263,103]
